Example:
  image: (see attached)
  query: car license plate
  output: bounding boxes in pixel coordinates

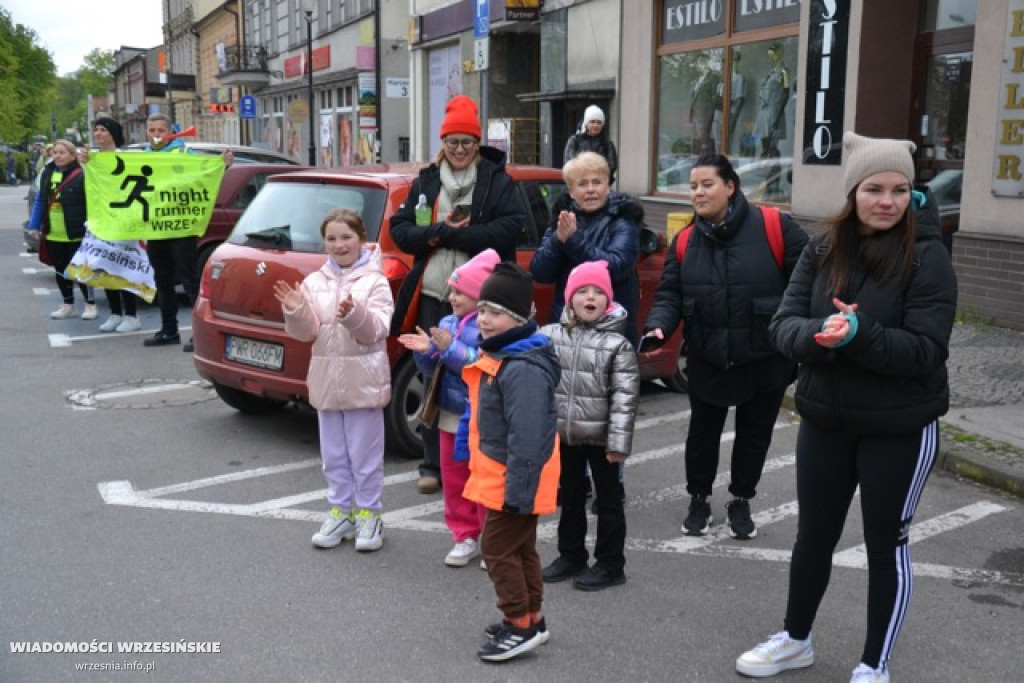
[225,336,284,371]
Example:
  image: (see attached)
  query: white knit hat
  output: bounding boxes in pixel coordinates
[583,105,605,126]
[843,131,916,196]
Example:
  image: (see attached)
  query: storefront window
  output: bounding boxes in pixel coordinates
[655,1,798,203]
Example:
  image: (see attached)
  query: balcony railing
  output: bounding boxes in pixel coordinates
[218,45,271,89]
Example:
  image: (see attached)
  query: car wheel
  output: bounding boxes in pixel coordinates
[385,354,426,459]
[662,351,689,393]
[213,382,287,414]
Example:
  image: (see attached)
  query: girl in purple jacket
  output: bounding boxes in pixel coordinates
[399,248,500,567]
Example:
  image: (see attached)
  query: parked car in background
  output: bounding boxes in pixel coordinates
[924,168,962,233]
[123,142,301,166]
[23,173,41,252]
[736,157,793,203]
[192,163,686,458]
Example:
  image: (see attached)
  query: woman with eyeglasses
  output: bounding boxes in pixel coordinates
[390,95,527,504]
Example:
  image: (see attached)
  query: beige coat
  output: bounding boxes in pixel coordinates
[282,245,394,410]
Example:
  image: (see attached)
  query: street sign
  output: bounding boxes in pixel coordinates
[239,95,257,120]
[474,37,489,71]
[474,0,490,39]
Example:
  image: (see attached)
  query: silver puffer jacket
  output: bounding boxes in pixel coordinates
[540,305,639,455]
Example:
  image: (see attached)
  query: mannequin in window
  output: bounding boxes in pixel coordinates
[689,54,721,155]
[755,43,789,159]
[727,53,746,153]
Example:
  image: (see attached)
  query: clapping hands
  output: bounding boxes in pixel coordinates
[814,297,858,348]
[273,281,304,310]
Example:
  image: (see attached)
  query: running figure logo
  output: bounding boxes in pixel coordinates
[108,162,155,223]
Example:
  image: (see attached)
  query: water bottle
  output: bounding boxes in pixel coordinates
[415,194,431,226]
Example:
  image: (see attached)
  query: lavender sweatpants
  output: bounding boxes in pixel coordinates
[318,408,385,512]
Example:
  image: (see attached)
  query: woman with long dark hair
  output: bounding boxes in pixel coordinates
[736,133,957,683]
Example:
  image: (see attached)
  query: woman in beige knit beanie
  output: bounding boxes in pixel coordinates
[736,131,957,683]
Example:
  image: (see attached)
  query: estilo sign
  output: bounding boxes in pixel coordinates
[802,0,849,166]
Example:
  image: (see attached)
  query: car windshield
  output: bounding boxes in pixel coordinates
[227,182,387,253]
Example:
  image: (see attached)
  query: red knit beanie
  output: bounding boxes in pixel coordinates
[565,260,615,313]
[448,249,500,300]
[440,95,482,140]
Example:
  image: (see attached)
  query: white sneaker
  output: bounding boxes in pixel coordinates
[51,304,75,319]
[115,316,141,333]
[736,631,814,677]
[851,663,890,683]
[444,538,479,567]
[354,509,383,552]
[81,303,98,320]
[99,315,123,333]
[311,508,356,548]
[480,558,488,571]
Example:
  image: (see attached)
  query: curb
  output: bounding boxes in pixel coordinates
[780,391,1024,500]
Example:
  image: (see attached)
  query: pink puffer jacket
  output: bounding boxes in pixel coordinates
[282,245,394,410]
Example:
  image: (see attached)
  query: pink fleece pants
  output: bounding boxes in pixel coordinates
[318,408,384,512]
[440,429,485,542]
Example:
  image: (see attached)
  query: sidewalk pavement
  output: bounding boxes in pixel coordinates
[783,321,1024,499]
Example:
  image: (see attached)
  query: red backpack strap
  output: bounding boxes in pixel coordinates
[673,223,695,264]
[758,205,785,271]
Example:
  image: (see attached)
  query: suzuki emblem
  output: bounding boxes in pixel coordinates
[256,262,267,276]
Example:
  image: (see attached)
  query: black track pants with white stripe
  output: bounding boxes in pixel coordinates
[783,420,939,669]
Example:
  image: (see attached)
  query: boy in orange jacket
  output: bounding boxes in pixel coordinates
[461,263,561,662]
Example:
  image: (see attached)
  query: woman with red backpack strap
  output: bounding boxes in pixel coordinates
[641,153,808,541]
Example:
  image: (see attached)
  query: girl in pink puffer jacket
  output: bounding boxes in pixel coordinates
[273,208,394,552]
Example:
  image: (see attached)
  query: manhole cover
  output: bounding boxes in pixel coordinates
[66,379,216,410]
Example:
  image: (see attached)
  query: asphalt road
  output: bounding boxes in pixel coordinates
[1,185,1022,682]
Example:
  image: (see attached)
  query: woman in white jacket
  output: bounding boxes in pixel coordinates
[274,209,394,552]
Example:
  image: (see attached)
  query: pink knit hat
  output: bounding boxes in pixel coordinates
[448,248,501,299]
[565,260,614,312]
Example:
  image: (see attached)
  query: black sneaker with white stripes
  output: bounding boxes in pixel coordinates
[484,617,549,644]
[477,621,545,662]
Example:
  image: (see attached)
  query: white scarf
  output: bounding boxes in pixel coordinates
[421,160,477,301]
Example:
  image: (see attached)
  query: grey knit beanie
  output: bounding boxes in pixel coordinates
[842,131,916,196]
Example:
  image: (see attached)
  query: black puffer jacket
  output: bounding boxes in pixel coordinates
[645,191,808,405]
[769,191,957,435]
[564,132,619,183]
[389,146,526,334]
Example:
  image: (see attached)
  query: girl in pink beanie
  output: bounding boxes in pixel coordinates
[539,259,639,590]
[398,248,500,567]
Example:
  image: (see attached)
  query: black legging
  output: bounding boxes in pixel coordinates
[105,289,137,316]
[46,239,93,304]
[784,420,938,669]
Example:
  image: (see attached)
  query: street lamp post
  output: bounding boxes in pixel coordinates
[301,0,316,166]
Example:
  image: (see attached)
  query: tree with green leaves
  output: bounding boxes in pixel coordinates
[0,7,57,143]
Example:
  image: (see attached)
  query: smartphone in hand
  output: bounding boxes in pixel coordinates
[449,205,470,222]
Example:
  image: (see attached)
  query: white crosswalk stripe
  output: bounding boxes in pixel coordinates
[96,408,1023,587]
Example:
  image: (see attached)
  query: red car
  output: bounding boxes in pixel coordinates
[192,163,684,457]
[198,162,309,273]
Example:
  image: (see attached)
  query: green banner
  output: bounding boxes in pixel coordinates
[84,152,225,241]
